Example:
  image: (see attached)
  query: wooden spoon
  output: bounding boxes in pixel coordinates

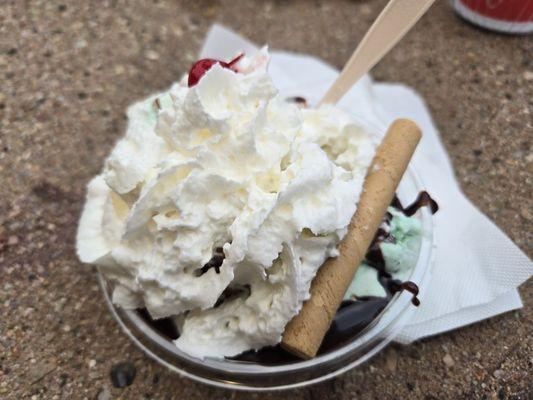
[320,0,436,105]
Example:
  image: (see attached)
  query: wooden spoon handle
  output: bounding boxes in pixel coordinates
[320,0,436,105]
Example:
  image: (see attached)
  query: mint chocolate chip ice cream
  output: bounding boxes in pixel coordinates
[345,207,423,300]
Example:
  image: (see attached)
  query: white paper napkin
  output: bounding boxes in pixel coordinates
[199,24,532,343]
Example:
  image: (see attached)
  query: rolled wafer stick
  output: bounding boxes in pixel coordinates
[281,118,422,359]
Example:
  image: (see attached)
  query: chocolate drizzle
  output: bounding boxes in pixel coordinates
[362,190,438,306]
[398,190,439,217]
[319,297,389,352]
[389,281,420,306]
[214,284,251,308]
[198,247,225,275]
[137,308,179,340]
[286,96,308,108]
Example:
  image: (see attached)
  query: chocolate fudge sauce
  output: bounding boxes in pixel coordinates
[136,191,438,364]
[197,247,225,275]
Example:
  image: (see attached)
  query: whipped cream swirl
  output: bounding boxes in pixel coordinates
[77,49,376,358]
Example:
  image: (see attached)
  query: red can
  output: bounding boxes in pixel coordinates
[454,0,533,34]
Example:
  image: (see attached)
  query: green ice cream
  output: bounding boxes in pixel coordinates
[344,207,422,300]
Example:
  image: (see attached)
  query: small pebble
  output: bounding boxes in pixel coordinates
[520,207,532,221]
[145,50,160,61]
[23,307,34,317]
[443,354,455,367]
[493,369,505,379]
[88,359,96,368]
[97,384,111,400]
[110,362,136,388]
[114,65,125,75]
[172,26,183,37]
[385,349,398,372]
[360,4,372,15]
[74,39,87,49]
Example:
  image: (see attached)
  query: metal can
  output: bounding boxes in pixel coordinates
[453,0,533,34]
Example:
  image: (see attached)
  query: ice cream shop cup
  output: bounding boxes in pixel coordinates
[453,0,533,34]
[97,143,437,390]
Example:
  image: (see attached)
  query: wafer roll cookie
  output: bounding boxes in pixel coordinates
[281,119,422,359]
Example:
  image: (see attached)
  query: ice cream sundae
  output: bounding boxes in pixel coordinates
[77,48,437,360]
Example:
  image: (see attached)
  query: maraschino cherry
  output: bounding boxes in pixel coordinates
[187,53,244,87]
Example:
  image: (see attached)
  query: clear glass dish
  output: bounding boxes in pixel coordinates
[98,162,435,391]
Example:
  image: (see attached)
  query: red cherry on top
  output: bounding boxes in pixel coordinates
[187,53,244,87]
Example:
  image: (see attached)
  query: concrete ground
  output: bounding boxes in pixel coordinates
[0,0,531,399]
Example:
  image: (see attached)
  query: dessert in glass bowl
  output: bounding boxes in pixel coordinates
[77,49,437,389]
